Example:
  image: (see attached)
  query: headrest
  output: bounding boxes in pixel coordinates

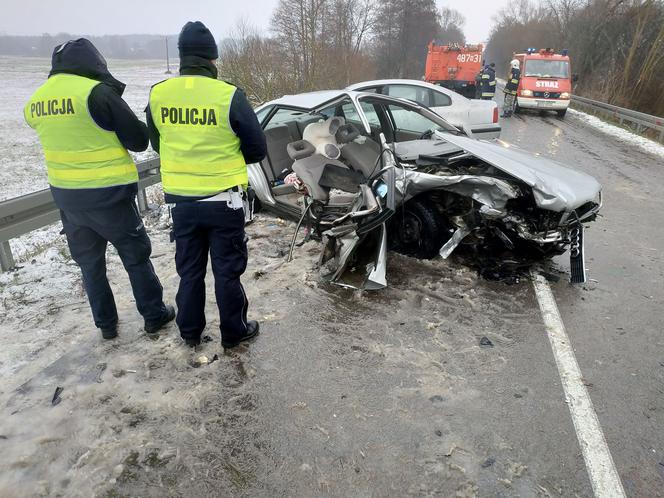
[302,116,345,143]
[302,116,345,160]
[335,123,361,144]
[287,139,316,161]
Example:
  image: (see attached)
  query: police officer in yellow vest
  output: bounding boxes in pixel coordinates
[25,39,174,340]
[146,22,267,349]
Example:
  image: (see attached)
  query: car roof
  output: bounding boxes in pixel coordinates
[346,79,467,100]
[261,90,351,110]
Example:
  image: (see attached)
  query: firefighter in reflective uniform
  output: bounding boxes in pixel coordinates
[24,39,174,340]
[146,21,267,349]
[502,59,521,117]
[480,62,497,100]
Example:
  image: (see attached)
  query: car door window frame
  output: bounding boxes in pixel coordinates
[315,94,372,137]
[263,106,311,130]
[255,105,273,126]
[356,94,459,141]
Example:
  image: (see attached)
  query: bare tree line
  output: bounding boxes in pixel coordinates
[484,0,664,115]
[218,0,466,104]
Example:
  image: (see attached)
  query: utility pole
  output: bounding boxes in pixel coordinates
[165,36,172,74]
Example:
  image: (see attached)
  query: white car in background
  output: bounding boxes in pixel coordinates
[346,79,501,140]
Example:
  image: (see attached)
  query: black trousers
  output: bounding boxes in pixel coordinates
[60,198,167,329]
[171,201,249,344]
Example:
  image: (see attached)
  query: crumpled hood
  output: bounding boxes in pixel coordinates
[49,38,126,95]
[435,133,601,212]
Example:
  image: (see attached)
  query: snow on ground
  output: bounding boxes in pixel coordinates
[0,56,171,202]
[0,209,539,497]
[568,108,664,158]
[0,204,158,389]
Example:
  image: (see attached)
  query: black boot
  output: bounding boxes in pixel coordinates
[184,337,201,348]
[222,321,260,349]
[101,324,118,340]
[144,305,176,334]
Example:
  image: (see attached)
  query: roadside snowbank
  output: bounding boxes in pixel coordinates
[569,108,664,158]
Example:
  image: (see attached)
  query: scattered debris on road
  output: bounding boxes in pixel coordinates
[51,386,63,406]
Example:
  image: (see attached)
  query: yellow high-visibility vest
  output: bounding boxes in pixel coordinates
[149,76,246,197]
[24,74,137,189]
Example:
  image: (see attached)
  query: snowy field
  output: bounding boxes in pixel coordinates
[0,56,172,201]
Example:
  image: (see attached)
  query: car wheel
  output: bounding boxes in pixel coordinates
[391,198,450,259]
[514,102,521,114]
[557,109,567,118]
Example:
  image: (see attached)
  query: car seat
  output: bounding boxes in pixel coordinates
[287,117,363,204]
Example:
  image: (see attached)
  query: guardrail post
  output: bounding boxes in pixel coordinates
[0,240,15,272]
[137,188,149,213]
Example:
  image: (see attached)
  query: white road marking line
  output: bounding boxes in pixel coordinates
[531,271,626,498]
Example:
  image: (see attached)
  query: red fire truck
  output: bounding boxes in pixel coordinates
[513,48,575,118]
[424,42,484,98]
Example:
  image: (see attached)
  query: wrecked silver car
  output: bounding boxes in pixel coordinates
[249,91,601,289]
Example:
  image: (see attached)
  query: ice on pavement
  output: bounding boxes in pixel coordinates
[1,206,545,496]
[569,108,664,158]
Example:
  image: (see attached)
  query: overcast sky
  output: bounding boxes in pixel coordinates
[0,0,510,43]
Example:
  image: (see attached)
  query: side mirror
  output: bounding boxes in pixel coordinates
[572,73,579,83]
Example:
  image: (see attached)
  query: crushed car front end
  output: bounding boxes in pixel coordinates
[251,90,602,288]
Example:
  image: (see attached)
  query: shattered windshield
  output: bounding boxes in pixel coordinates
[524,59,570,78]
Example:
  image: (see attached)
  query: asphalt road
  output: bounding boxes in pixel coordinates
[498,104,664,497]
[1,103,662,497]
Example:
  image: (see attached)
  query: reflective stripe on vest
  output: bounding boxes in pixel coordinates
[24,74,137,189]
[149,76,246,197]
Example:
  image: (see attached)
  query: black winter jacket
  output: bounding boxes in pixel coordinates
[145,56,267,203]
[42,38,149,211]
[504,68,521,95]
[480,66,497,96]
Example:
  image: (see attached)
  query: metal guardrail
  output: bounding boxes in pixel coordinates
[0,158,161,271]
[570,95,664,142]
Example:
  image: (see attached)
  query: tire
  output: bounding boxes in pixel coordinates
[390,198,450,259]
[557,109,567,118]
[513,102,521,114]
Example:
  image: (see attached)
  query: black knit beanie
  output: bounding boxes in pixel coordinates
[178,21,218,59]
